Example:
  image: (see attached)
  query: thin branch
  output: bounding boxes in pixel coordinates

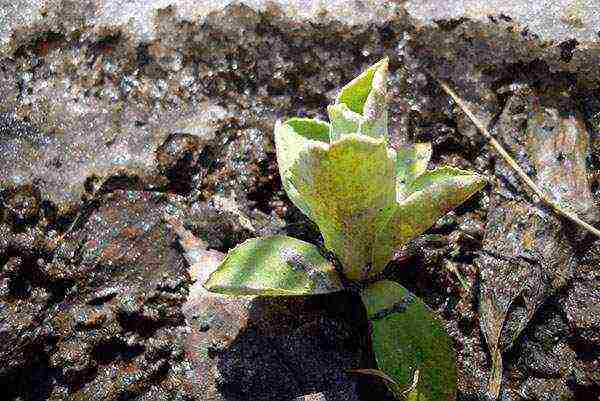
[435,78,600,239]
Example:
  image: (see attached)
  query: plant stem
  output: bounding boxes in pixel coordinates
[435,78,600,239]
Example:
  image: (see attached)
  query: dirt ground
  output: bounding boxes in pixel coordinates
[1,2,598,400]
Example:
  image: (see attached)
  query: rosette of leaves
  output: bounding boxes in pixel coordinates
[205,58,486,400]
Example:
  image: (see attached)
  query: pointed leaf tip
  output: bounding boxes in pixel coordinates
[336,58,389,140]
[204,236,343,296]
[338,57,389,115]
[372,167,486,274]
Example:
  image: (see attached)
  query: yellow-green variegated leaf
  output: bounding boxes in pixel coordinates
[274,118,330,220]
[327,103,363,141]
[289,134,396,281]
[361,280,457,401]
[372,167,486,274]
[337,57,389,139]
[204,236,343,296]
[396,142,433,200]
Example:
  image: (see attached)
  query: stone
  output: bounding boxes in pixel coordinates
[0,190,191,400]
[518,377,574,401]
[564,279,600,347]
[405,0,600,42]
[2,184,41,227]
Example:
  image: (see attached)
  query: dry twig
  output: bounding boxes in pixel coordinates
[436,78,600,239]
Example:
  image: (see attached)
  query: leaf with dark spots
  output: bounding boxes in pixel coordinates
[361,280,457,401]
[204,236,343,296]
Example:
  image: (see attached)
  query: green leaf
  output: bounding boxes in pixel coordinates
[327,103,363,141]
[204,235,343,296]
[372,167,486,274]
[338,57,388,115]
[396,142,433,200]
[283,117,331,142]
[275,118,331,220]
[289,134,396,281]
[337,57,389,139]
[361,280,457,401]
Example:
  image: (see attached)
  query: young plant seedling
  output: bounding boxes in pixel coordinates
[204,58,486,400]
